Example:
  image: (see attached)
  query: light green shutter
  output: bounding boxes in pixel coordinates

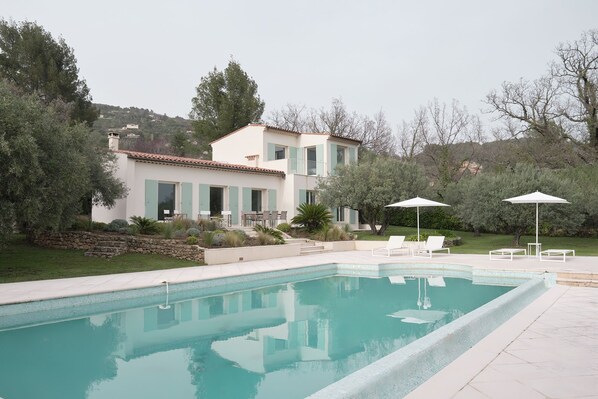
[242,187,252,212]
[229,186,239,224]
[317,322,326,350]
[181,301,192,322]
[316,144,324,176]
[144,179,158,219]
[299,189,306,205]
[349,147,357,164]
[289,147,298,173]
[181,182,192,217]
[330,143,338,175]
[331,207,338,222]
[242,291,252,311]
[267,143,275,161]
[143,308,157,332]
[199,184,210,213]
[350,209,356,225]
[268,189,277,211]
[296,147,304,174]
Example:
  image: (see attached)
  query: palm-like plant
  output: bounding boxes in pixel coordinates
[291,203,332,233]
[129,216,160,235]
[253,224,285,244]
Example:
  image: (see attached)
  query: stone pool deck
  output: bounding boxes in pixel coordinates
[1,251,597,398]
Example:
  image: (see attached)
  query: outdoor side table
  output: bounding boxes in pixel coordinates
[527,242,542,257]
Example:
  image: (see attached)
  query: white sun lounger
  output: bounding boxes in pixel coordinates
[540,249,575,263]
[372,235,409,257]
[489,248,526,261]
[412,236,450,258]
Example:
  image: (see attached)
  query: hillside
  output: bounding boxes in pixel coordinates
[92,104,196,155]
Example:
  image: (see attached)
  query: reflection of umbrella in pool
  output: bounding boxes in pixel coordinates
[387,277,447,324]
[503,191,569,255]
[386,197,450,242]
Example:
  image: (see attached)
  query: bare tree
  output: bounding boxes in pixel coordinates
[485,30,598,164]
[400,99,484,186]
[267,98,396,155]
[397,107,427,160]
[267,103,309,132]
[554,29,598,148]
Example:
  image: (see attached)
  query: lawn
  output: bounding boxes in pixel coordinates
[0,235,201,283]
[354,226,598,256]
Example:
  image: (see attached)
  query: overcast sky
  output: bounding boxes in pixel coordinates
[3,0,598,129]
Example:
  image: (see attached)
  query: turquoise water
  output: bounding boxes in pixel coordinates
[0,275,511,399]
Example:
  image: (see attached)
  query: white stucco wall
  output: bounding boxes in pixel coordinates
[211,125,265,166]
[92,158,284,224]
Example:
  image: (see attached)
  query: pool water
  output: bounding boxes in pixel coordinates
[0,275,512,399]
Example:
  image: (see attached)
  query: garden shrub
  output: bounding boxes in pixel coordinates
[70,215,91,231]
[224,231,245,247]
[92,222,107,231]
[212,232,226,246]
[276,223,291,233]
[160,223,174,239]
[203,231,215,248]
[257,231,278,245]
[186,227,201,237]
[186,236,199,245]
[314,225,351,241]
[106,219,129,232]
[173,229,187,239]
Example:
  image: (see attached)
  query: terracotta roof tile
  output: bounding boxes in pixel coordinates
[115,150,285,177]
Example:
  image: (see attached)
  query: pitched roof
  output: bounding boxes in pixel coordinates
[115,150,286,177]
[209,123,362,145]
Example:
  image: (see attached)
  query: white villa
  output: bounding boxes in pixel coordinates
[92,124,360,228]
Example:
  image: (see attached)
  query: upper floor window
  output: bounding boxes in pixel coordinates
[337,146,346,166]
[306,190,316,204]
[306,147,317,175]
[275,145,286,160]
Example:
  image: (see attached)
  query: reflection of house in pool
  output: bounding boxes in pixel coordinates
[108,277,362,373]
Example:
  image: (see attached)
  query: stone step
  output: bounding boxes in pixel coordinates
[557,271,598,279]
[557,278,598,288]
[92,246,124,253]
[300,245,328,255]
[96,240,127,247]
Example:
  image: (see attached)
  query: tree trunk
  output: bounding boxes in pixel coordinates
[367,221,378,235]
[512,231,522,247]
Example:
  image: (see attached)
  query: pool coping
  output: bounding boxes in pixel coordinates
[1,251,596,397]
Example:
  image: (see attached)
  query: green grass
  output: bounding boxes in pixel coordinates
[0,235,201,283]
[355,226,598,256]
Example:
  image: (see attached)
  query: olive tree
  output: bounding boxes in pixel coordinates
[0,81,126,245]
[316,155,427,235]
[445,164,584,245]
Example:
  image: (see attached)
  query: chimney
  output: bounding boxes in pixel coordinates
[108,132,120,151]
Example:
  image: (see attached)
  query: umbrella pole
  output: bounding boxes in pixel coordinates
[536,202,538,255]
[417,206,420,243]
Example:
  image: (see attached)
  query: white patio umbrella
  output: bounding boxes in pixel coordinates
[386,196,450,242]
[503,191,570,252]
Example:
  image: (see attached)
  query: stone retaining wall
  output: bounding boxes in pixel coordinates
[34,231,204,263]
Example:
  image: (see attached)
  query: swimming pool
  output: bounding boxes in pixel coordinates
[0,264,550,399]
